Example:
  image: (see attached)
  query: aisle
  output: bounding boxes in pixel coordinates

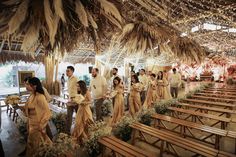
[0,107,25,157]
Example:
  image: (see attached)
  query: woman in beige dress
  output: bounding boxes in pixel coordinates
[72,80,94,143]
[111,77,124,124]
[143,73,159,108]
[156,71,171,100]
[129,74,142,117]
[24,77,52,157]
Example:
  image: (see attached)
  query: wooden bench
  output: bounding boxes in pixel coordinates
[130,122,234,157]
[98,136,155,157]
[151,113,227,149]
[202,90,236,96]
[175,102,235,118]
[191,95,236,103]
[195,92,236,99]
[206,88,236,92]
[168,106,231,129]
[51,95,68,108]
[183,98,235,110]
[49,104,66,113]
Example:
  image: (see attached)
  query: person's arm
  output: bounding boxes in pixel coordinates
[83,92,92,105]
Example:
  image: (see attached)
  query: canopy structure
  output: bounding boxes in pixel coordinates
[0,0,235,65]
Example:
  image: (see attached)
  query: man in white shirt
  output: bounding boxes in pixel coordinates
[90,68,107,121]
[138,69,149,104]
[66,66,78,134]
[110,68,121,90]
[169,68,181,98]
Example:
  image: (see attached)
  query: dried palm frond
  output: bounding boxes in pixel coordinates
[54,0,66,23]
[8,0,29,34]
[0,0,122,56]
[98,0,122,29]
[87,10,98,29]
[110,22,173,54]
[21,24,39,53]
[75,0,88,27]
[168,37,207,63]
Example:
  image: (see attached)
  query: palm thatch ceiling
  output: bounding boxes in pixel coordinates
[0,0,235,65]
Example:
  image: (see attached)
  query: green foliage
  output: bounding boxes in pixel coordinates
[113,116,135,142]
[51,112,67,134]
[136,108,155,126]
[85,121,111,157]
[34,133,79,157]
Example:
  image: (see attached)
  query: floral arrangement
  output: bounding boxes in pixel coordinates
[17,120,28,143]
[5,95,20,106]
[154,99,175,114]
[113,116,135,142]
[136,108,155,126]
[51,113,67,134]
[34,133,79,157]
[84,121,111,157]
[101,99,113,116]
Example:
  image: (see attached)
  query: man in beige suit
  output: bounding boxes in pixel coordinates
[66,66,78,134]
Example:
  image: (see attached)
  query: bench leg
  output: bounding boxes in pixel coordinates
[6,105,9,113]
[160,141,165,157]
[131,130,136,144]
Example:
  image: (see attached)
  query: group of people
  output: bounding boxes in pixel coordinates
[20,66,182,157]
[128,68,182,116]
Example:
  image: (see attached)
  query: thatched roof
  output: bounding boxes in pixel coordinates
[0,0,236,65]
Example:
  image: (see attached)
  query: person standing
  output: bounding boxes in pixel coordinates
[111,77,124,125]
[129,74,142,117]
[169,68,182,98]
[72,80,94,143]
[89,68,107,121]
[138,69,149,104]
[157,71,171,100]
[66,66,78,134]
[143,73,159,108]
[24,77,52,157]
[61,73,65,88]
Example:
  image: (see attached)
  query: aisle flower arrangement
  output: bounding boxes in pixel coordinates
[136,108,155,126]
[101,99,113,116]
[84,121,111,157]
[154,100,174,114]
[51,112,67,133]
[34,133,79,157]
[5,95,20,106]
[113,116,135,142]
[17,120,28,143]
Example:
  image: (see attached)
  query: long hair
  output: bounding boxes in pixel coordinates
[131,74,139,85]
[28,77,44,94]
[157,71,163,80]
[113,76,121,88]
[77,80,87,96]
